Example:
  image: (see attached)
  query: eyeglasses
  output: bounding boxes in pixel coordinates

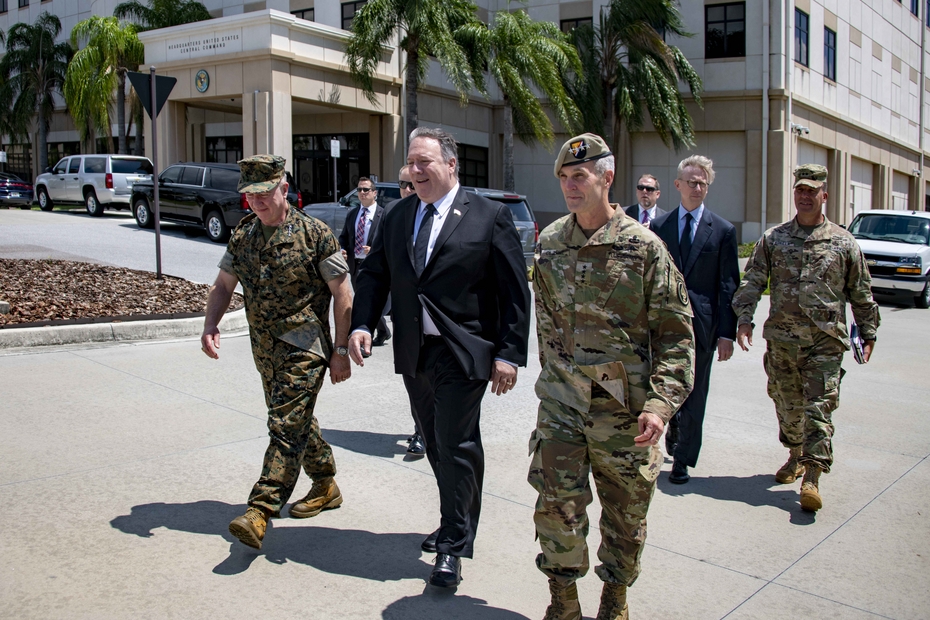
[636,185,657,192]
[683,180,708,189]
[399,181,415,190]
[357,187,375,193]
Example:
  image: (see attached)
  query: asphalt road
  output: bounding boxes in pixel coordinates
[0,208,228,285]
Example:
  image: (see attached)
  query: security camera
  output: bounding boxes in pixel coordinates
[801,127,810,135]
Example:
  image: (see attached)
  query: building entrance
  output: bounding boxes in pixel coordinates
[293,133,370,204]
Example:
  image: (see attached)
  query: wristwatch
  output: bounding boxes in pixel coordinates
[336,346,348,357]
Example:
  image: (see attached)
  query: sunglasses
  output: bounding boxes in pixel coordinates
[636,185,657,192]
[357,187,375,193]
[399,181,415,190]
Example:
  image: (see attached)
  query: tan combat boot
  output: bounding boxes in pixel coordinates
[800,465,823,512]
[290,477,343,518]
[775,446,805,484]
[596,583,629,620]
[543,579,581,620]
[228,506,269,549]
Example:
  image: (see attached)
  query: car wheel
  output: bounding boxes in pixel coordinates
[916,282,930,309]
[37,187,53,211]
[85,190,103,217]
[204,210,230,243]
[133,197,155,229]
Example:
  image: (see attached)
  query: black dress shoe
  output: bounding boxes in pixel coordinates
[429,553,462,587]
[407,433,426,457]
[669,460,690,484]
[421,528,440,553]
[665,417,680,455]
[372,330,391,346]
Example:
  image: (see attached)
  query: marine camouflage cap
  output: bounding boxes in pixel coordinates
[793,163,828,188]
[237,154,286,193]
[554,133,612,177]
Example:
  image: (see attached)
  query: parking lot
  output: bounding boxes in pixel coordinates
[1,207,929,619]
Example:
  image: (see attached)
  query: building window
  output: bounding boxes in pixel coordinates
[0,0,7,13]
[705,3,745,59]
[342,0,367,31]
[824,27,836,81]
[927,0,930,26]
[794,9,809,66]
[913,0,920,15]
[457,144,488,188]
[206,136,243,164]
[18,0,28,8]
[292,8,314,21]
[560,17,593,34]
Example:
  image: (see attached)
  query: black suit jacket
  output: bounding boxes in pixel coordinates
[652,206,740,352]
[351,187,530,380]
[338,203,385,276]
[624,204,667,224]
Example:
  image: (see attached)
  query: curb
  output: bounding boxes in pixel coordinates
[0,307,248,349]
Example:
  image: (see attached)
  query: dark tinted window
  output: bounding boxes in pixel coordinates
[84,157,106,173]
[794,9,809,66]
[379,185,401,202]
[52,159,68,175]
[160,166,182,183]
[69,158,81,174]
[500,199,532,221]
[0,172,23,181]
[824,27,836,81]
[180,166,205,186]
[209,167,241,192]
[111,158,153,175]
[706,2,745,59]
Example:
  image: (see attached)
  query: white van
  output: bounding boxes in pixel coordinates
[35,155,153,216]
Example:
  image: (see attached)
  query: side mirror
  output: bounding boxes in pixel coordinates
[46,167,53,173]
[339,196,348,206]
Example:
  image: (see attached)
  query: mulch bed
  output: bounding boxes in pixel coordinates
[0,259,244,327]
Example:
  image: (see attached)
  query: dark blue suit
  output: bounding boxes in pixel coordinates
[653,206,740,467]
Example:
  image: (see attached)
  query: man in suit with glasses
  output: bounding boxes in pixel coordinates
[624,174,667,229]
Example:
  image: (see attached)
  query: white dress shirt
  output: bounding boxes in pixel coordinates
[677,203,705,242]
[354,204,376,258]
[637,204,659,224]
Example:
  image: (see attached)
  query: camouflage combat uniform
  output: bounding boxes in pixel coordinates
[529,207,695,586]
[732,217,880,472]
[219,207,349,516]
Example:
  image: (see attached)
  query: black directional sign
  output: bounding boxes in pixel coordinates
[127,72,177,119]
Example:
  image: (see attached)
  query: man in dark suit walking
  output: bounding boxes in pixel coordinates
[624,173,667,228]
[338,177,391,346]
[348,127,530,587]
[652,155,740,484]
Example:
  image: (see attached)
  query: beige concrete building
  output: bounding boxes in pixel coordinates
[3,0,930,236]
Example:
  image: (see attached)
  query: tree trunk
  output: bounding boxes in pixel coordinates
[133,106,143,155]
[37,116,48,174]
[503,98,514,192]
[405,45,419,149]
[117,71,127,154]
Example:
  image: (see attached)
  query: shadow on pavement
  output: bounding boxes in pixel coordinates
[110,499,432,580]
[383,588,531,620]
[657,473,812,518]
[322,428,414,458]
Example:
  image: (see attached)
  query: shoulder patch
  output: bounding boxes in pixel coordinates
[677,279,689,305]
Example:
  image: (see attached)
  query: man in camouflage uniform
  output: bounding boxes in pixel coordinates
[733,163,880,512]
[530,133,695,620]
[201,154,353,549]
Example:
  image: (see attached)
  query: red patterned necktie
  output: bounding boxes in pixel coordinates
[355,208,366,255]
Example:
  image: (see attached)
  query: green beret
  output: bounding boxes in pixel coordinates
[554,133,612,177]
[237,154,286,193]
[793,163,828,188]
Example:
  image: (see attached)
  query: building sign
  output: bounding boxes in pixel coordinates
[195,69,210,93]
[166,28,242,61]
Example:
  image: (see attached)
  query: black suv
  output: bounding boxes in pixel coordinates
[130,162,300,243]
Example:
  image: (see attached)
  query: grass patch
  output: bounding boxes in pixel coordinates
[738,242,756,258]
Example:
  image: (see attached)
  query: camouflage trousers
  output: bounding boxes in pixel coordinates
[247,335,336,516]
[763,334,846,473]
[527,384,663,586]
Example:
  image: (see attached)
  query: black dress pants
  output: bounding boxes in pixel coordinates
[403,336,487,558]
[672,346,715,468]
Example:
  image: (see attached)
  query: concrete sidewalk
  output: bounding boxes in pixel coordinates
[1,296,928,619]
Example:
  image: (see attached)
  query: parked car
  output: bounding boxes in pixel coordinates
[0,172,34,209]
[849,209,930,308]
[34,154,153,216]
[129,162,301,243]
[302,183,538,268]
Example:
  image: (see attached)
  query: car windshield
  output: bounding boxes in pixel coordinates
[112,158,154,175]
[849,214,930,245]
[0,172,23,181]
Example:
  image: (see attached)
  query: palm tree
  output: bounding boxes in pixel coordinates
[67,17,145,154]
[63,42,114,154]
[345,0,482,142]
[567,0,703,153]
[0,12,73,175]
[457,11,583,191]
[113,0,212,31]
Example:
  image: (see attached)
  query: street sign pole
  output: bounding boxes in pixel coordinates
[331,139,340,202]
[150,67,162,280]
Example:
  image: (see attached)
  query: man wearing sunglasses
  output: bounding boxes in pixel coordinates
[339,177,391,346]
[652,155,740,485]
[624,174,666,228]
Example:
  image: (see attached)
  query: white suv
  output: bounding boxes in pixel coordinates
[849,209,930,308]
[35,155,153,216]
